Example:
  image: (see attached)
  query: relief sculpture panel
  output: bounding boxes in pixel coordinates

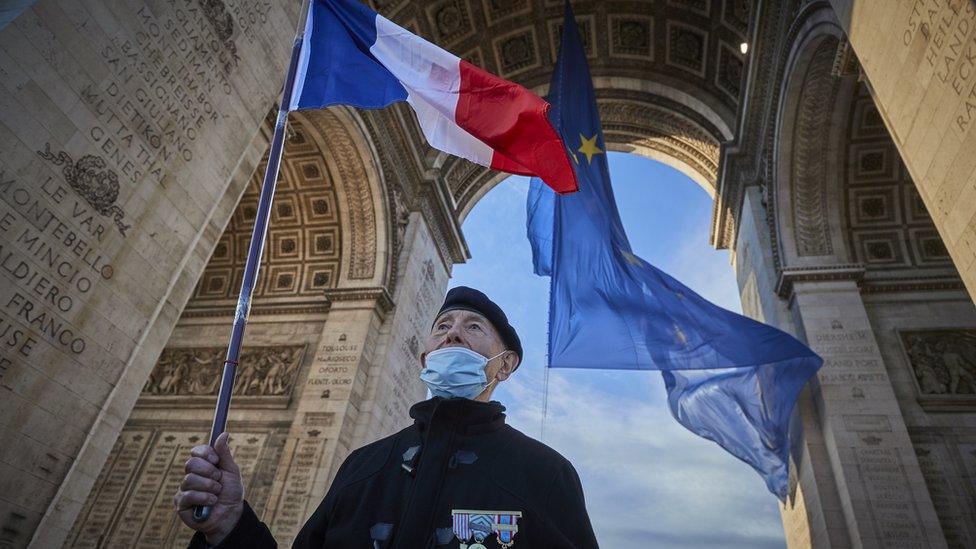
[901,330,976,409]
[141,345,307,406]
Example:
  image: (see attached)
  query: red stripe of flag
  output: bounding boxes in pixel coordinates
[455,60,578,194]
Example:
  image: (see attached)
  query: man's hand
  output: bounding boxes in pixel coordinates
[174,433,245,545]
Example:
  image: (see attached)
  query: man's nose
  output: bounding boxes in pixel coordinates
[444,323,464,343]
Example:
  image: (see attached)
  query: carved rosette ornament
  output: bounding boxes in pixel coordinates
[198,0,240,72]
[37,143,131,236]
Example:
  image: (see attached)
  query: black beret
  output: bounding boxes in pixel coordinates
[435,286,523,367]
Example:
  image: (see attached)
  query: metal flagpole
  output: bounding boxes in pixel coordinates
[194,2,309,522]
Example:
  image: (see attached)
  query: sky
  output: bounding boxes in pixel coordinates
[450,152,786,549]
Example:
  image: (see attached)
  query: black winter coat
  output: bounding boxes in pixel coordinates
[189,397,598,548]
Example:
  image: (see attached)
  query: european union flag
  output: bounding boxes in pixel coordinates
[527,2,823,499]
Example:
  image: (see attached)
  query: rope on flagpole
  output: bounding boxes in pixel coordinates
[193,0,310,523]
[541,361,550,442]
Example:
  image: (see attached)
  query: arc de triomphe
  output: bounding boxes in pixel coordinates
[1,1,975,547]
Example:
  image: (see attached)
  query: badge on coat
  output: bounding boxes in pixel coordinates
[452,509,522,548]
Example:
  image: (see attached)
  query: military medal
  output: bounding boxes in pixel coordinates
[452,509,522,548]
[494,513,519,548]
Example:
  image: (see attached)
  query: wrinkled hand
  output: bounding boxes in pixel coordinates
[174,433,244,545]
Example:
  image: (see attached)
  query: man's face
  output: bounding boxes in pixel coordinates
[422,309,519,389]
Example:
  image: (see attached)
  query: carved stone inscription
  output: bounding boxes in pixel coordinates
[811,320,890,387]
[913,440,976,548]
[855,446,929,547]
[901,330,976,398]
[802,312,929,542]
[901,1,976,134]
[0,170,117,368]
[267,436,327,543]
[66,428,284,548]
[78,2,256,185]
[307,342,359,402]
[386,257,440,424]
[0,0,276,370]
[142,345,306,398]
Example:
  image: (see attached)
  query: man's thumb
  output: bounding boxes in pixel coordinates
[213,432,240,474]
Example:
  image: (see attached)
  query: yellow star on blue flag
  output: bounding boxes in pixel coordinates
[577,133,602,164]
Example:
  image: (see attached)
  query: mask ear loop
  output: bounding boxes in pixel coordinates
[477,352,506,400]
[487,350,508,363]
[480,350,511,397]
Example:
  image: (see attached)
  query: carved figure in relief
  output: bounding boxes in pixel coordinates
[188,352,223,395]
[938,341,976,395]
[144,347,303,397]
[161,357,190,395]
[175,287,596,548]
[903,332,976,396]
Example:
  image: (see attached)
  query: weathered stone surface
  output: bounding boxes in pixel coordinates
[830,0,976,303]
[0,1,301,546]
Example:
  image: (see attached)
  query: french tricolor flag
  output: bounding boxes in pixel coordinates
[289,0,578,194]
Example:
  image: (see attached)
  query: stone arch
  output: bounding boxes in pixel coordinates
[178,108,393,315]
[770,2,965,290]
[297,109,392,290]
[771,8,856,271]
[184,115,347,315]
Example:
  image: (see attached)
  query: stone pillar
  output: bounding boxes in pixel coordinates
[732,189,852,548]
[0,3,301,546]
[351,213,450,448]
[783,276,947,547]
[734,188,948,547]
[828,0,976,303]
[260,290,390,546]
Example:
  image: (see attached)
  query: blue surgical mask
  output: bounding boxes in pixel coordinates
[420,347,506,400]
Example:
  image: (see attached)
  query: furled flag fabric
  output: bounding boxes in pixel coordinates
[526,1,823,499]
[289,0,578,194]
[0,1,37,31]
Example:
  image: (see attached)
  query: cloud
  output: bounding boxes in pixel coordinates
[655,230,743,314]
[498,372,784,548]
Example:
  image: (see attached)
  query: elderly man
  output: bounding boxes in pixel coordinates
[176,286,598,548]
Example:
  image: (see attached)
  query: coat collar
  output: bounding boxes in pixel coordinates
[410,397,507,434]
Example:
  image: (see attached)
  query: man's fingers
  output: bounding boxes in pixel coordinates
[180,473,222,494]
[184,457,222,481]
[174,489,218,511]
[190,444,219,465]
[213,432,240,475]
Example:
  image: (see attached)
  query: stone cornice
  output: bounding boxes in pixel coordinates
[181,298,332,319]
[859,276,967,295]
[775,264,866,298]
[323,286,395,314]
[420,168,470,268]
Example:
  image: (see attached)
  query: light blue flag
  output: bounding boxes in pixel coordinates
[1,1,38,32]
[527,2,822,499]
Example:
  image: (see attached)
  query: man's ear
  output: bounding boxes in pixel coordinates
[420,352,427,368]
[495,351,519,381]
